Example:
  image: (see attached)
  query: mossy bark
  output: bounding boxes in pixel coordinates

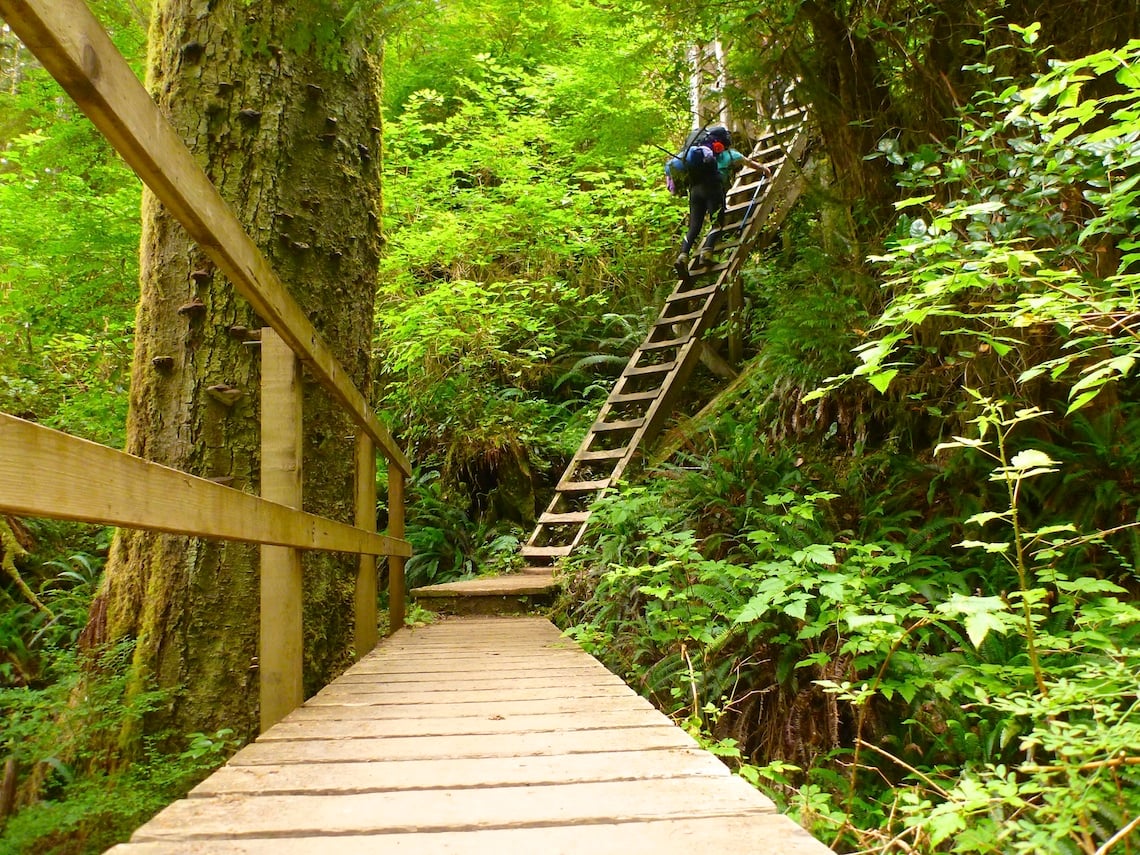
[81,0,383,745]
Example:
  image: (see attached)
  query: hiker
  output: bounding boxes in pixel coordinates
[673,133,771,274]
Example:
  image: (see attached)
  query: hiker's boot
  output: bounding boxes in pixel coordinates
[673,252,689,276]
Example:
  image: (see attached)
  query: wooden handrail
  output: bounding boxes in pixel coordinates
[0,0,411,477]
[0,414,411,558]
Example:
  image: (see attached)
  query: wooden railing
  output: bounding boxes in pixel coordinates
[0,0,411,731]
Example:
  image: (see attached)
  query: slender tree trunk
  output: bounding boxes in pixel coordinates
[81,0,383,746]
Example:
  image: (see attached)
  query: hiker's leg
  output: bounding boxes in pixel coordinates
[680,191,709,254]
[701,185,728,253]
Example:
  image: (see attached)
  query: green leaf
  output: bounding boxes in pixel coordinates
[893,194,935,209]
[936,594,1010,647]
[783,598,809,620]
[793,544,837,566]
[867,368,898,394]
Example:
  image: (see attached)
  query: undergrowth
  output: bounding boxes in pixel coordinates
[557,36,1140,854]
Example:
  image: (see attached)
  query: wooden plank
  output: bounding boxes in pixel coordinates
[520,545,572,558]
[574,447,628,462]
[129,777,774,840]
[334,667,613,683]
[312,674,624,697]
[0,0,410,476]
[258,707,670,740]
[259,330,304,732]
[353,434,378,657]
[225,725,698,764]
[538,511,591,524]
[192,748,730,796]
[309,682,629,702]
[0,415,410,557]
[324,664,615,684]
[623,361,676,377]
[555,477,611,490]
[111,815,832,854]
[387,468,406,633]
[284,694,652,719]
[590,418,645,433]
[116,616,833,853]
[410,574,555,597]
[348,646,591,663]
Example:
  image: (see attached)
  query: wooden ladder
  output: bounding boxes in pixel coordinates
[522,105,812,570]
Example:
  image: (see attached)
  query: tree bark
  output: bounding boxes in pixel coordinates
[81,0,383,746]
[795,0,897,227]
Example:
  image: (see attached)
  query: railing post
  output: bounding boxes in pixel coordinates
[387,467,406,634]
[259,328,304,731]
[354,434,378,656]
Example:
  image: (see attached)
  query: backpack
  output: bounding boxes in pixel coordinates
[663,125,732,195]
[695,124,732,151]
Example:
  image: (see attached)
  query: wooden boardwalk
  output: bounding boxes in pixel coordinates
[110,617,831,853]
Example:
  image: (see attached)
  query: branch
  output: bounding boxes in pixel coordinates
[1,517,52,616]
[1095,813,1140,855]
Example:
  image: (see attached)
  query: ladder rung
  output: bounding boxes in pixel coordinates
[557,478,611,491]
[609,390,659,404]
[577,447,628,461]
[729,179,769,197]
[642,335,689,351]
[624,361,676,377]
[771,107,807,122]
[539,511,591,525]
[592,417,644,432]
[659,308,705,325]
[750,143,784,160]
[667,284,718,302]
[725,198,764,214]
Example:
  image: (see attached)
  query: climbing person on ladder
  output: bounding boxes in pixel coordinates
[671,126,771,278]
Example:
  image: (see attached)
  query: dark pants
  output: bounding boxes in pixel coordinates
[680,178,726,254]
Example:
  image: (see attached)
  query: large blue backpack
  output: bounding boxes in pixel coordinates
[664,125,733,196]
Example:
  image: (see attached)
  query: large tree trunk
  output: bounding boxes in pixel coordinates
[81,0,383,745]
[795,0,897,229]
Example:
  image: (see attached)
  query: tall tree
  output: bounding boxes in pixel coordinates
[81,0,383,744]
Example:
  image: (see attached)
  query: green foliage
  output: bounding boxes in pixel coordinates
[565,401,1140,852]
[0,643,240,854]
[1,550,105,689]
[0,22,142,446]
[815,37,1140,421]
[558,34,1140,855]
[398,470,525,590]
[376,0,686,509]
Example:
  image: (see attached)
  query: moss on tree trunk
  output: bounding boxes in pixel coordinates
[81,0,383,746]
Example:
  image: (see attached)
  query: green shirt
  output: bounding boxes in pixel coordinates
[716,149,745,186]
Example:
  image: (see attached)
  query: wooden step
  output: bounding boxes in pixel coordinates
[411,572,557,616]
[728,178,770,198]
[521,545,573,558]
[576,446,628,461]
[658,308,709,326]
[556,478,611,492]
[666,283,718,302]
[539,511,591,525]
[623,361,676,377]
[641,335,690,352]
[591,417,645,432]
[750,143,785,160]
